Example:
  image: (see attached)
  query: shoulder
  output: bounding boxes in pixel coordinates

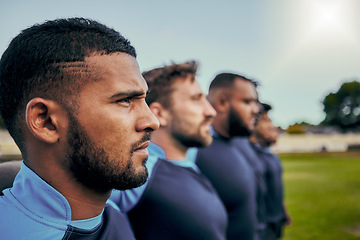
[0,160,22,194]
[197,137,237,162]
[0,197,65,239]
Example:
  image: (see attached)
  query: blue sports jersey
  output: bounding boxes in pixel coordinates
[0,163,135,240]
[128,143,228,240]
[233,137,268,239]
[251,143,286,225]
[196,133,257,240]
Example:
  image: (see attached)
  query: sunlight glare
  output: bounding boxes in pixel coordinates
[308,0,347,32]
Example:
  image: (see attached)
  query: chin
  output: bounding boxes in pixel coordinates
[199,136,213,148]
[205,137,213,146]
[135,163,148,176]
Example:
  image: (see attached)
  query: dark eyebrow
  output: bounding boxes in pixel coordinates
[110,90,149,99]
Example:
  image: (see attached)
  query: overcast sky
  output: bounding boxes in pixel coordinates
[1,0,359,128]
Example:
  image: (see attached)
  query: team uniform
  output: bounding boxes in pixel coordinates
[251,143,287,240]
[195,132,257,240]
[127,143,228,240]
[233,137,268,239]
[0,163,135,240]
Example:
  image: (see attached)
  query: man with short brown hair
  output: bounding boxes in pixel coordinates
[196,72,261,240]
[125,61,228,240]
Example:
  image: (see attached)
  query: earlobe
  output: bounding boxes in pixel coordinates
[149,102,169,127]
[26,98,61,143]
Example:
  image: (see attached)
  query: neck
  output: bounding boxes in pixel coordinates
[25,134,112,220]
[50,172,110,220]
[212,118,231,139]
[151,129,188,160]
[64,186,111,220]
[26,158,110,220]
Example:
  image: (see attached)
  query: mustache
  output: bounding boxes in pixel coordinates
[203,115,214,125]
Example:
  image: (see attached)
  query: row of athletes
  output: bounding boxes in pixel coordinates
[0,17,290,240]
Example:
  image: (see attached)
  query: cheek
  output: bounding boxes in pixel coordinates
[235,106,248,121]
[85,117,133,146]
[245,105,254,115]
[233,102,246,114]
[192,106,205,120]
[258,127,267,136]
[175,104,199,120]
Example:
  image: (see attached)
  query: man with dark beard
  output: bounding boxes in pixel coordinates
[195,73,261,240]
[0,18,159,239]
[124,61,228,240]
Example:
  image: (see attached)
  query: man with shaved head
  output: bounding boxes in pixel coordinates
[196,73,261,240]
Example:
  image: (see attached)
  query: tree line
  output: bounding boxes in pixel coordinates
[286,80,360,134]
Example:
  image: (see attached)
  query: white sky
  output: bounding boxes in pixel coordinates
[1,0,359,128]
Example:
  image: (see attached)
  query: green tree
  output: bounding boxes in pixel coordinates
[286,123,306,134]
[322,80,360,129]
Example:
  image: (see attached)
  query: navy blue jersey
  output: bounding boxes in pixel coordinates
[128,152,228,240]
[63,205,135,240]
[251,143,286,224]
[234,138,268,234]
[196,134,257,240]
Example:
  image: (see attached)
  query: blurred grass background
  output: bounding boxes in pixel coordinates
[281,151,360,240]
[1,127,359,239]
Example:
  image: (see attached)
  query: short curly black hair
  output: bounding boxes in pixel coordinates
[0,17,136,153]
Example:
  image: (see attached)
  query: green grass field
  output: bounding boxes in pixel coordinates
[280,151,360,240]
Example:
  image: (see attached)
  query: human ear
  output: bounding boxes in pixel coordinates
[149,102,169,127]
[214,94,229,113]
[26,98,64,143]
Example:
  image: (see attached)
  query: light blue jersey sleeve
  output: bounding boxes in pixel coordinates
[110,143,166,213]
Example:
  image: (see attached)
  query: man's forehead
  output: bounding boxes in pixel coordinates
[79,53,147,93]
[234,78,255,90]
[231,79,256,96]
[173,78,202,94]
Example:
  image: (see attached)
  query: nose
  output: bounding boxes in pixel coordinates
[204,98,217,118]
[253,101,261,115]
[136,102,160,132]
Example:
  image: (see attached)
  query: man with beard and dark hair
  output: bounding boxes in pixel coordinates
[0,18,159,239]
[250,103,292,240]
[195,72,261,240]
[124,61,228,240]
